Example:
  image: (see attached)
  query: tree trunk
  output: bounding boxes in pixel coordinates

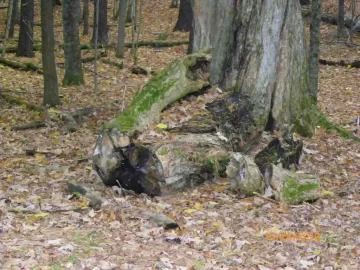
[83,0,89,35]
[191,0,312,136]
[17,0,34,57]
[75,0,82,24]
[126,0,132,23]
[173,0,192,32]
[41,0,60,106]
[62,0,84,86]
[91,0,109,45]
[309,0,321,102]
[116,0,128,58]
[9,0,19,38]
[337,0,345,39]
[2,0,13,57]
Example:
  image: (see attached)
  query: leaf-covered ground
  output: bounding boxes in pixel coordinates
[0,1,359,269]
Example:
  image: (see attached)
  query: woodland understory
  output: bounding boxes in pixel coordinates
[0,0,360,269]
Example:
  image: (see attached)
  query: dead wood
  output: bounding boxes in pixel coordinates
[12,121,46,131]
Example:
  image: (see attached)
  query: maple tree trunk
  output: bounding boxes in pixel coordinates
[41,0,60,106]
[173,0,192,32]
[83,0,89,35]
[116,0,127,58]
[62,0,84,86]
[17,0,34,57]
[9,0,19,38]
[91,0,109,45]
[191,0,313,136]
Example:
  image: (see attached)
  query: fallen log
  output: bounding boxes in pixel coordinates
[12,121,46,131]
[0,93,45,112]
[100,58,123,69]
[319,58,360,68]
[0,57,43,73]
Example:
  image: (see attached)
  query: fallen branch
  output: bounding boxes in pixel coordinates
[100,58,123,69]
[12,121,46,131]
[0,57,43,73]
[0,93,45,112]
[319,58,360,68]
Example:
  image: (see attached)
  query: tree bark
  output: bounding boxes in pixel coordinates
[337,0,345,39]
[116,0,128,58]
[83,0,89,35]
[309,0,321,102]
[9,0,19,38]
[173,0,192,32]
[192,0,312,136]
[41,0,60,106]
[91,0,109,45]
[62,0,84,86]
[17,0,34,57]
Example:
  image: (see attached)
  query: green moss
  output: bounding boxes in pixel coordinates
[205,153,230,177]
[281,177,319,204]
[106,66,176,132]
[62,73,84,86]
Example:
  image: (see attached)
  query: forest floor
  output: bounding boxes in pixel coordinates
[0,1,360,270]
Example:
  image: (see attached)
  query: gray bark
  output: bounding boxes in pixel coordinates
[192,0,312,135]
[116,0,128,58]
[41,0,60,106]
[309,0,321,102]
[9,0,18,38]
[83,0,89,35]
[62,0,84,86]
[337,0,345,38]
[17,0,34,57]
[91,0,109,45]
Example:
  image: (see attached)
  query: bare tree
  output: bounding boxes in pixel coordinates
[116,0,128,58]
[17,0,34,57]
[62,0,84,86]
[41,0,60,106]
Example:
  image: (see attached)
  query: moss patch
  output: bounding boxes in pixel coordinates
[281,177,319,205]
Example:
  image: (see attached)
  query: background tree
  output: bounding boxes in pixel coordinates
[62,0,84,86]
[41,0,60,106]
[170,0,178,8]
[173,0,192,32]
[191,0,312,135]
[83,0,89,35]
[309,0,321,102]
[337,0,345,39]
[91,0,109,45]
[17,0,34,57]
[116,0,128,58]
[2,0,13,57]
[9,0,19,38]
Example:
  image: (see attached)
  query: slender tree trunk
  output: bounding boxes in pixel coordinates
[83,0,89,35]
[75,0,82,24]
[116,0,128,58]
[91,0,108,45]
[94,0,100,94]
[62,0,84,86]
[9,0,19,38]
[41,0,60,106]
[17,0,34,57]
[173,0,192,32]
[309,0,321,102]
[337,0,345,39]
[192,0,312,135]
[126,0,132,23]
[2,0,13,57]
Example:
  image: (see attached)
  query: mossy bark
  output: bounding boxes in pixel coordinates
[62,0,84,86]
[107,52,211,134]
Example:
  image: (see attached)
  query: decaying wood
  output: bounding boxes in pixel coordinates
[12,121,46,131]
[319,58,360,68]
[0,57,43,73]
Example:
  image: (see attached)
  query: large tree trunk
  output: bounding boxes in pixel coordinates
[17,0,34,57]
[9,0,19,38]
[62,0,84,86]
[41,0,60,106]
[116,0,127,58]
[173,0,192,32]
[191,0,312,136]
[309,0,321,102]
[91,0,109,45]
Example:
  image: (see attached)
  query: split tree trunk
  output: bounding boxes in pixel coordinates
[191,0,312,136]
[173,0,192,32]
[91,0,109,45]
[62,0,84,86]
[41,0,60,106]
[17,0,34,57]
